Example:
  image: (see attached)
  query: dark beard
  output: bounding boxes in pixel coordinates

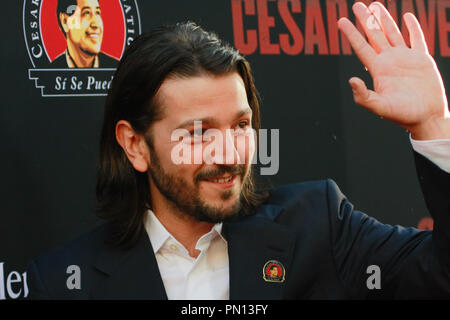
[148,150,248,223]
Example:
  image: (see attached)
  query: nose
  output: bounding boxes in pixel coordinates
[222,129,241,166]
[90,14,102,29]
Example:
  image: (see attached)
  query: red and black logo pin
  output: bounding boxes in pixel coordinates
[263,260,285,283]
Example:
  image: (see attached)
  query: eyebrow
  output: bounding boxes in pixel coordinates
[176,108,252,130]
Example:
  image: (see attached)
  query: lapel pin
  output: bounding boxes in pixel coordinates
[263,260,285,283]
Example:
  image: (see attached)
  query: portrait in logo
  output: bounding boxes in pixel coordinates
[263,260,285,283]
[53,0,119,68]
[23,0,141,96]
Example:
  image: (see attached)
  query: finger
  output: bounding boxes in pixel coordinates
[338,17,377,70]
[349,77,391,117]
[369,2,406,47]
[352,2,390,53]
[403,12,428,53]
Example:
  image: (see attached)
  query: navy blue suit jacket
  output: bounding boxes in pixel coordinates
[27,152,450,299]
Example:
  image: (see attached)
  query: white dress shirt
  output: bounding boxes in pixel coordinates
[144,138,450,300]
[410,136,450,173]
[144,210,229,300]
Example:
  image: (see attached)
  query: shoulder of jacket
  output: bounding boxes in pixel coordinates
[32,223,109,271]
[266,179,331,207]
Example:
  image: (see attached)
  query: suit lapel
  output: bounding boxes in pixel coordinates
[89,203,294,300]
[224,204,296,300]
[90,230,167,300]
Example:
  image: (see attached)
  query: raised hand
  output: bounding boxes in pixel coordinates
[338,1,450,140]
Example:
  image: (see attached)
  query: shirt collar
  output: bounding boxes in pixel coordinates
[144,209,226,254]
[145,209,172,254]
[65,49,99,68]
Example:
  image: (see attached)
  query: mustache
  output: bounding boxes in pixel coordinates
[195,165,246,184]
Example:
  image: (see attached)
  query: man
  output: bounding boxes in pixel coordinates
[52,0,118,68]
[28,2,450,299]
[270,266,279,278]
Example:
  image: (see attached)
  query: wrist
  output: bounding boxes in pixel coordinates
[409,114,450,141]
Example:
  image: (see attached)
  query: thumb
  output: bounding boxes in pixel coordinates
[349,77,389,117]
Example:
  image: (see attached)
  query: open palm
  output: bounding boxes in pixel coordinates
[338,2,449,140]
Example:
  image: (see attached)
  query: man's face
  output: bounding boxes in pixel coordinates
[63,0,104,55]
[147,72,256,223]
[270,267,278,277]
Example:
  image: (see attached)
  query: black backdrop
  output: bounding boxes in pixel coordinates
[0,0,448,299]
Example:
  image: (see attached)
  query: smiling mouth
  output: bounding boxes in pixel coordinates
[86,33,101,39]
[206,175,234,183]
[196,165,246,188]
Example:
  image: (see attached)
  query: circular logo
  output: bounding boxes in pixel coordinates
[23,0,142,96]
[263,260,285,283]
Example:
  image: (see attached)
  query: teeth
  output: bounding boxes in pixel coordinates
[211,176,233,183]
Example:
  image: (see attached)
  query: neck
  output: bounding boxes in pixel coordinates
[67,40,95,68]
[150,185,214,258]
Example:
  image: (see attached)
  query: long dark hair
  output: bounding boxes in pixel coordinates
[96,22,268,249]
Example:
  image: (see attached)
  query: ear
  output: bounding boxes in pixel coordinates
[115,120,150,173]
[59,12,70,35]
